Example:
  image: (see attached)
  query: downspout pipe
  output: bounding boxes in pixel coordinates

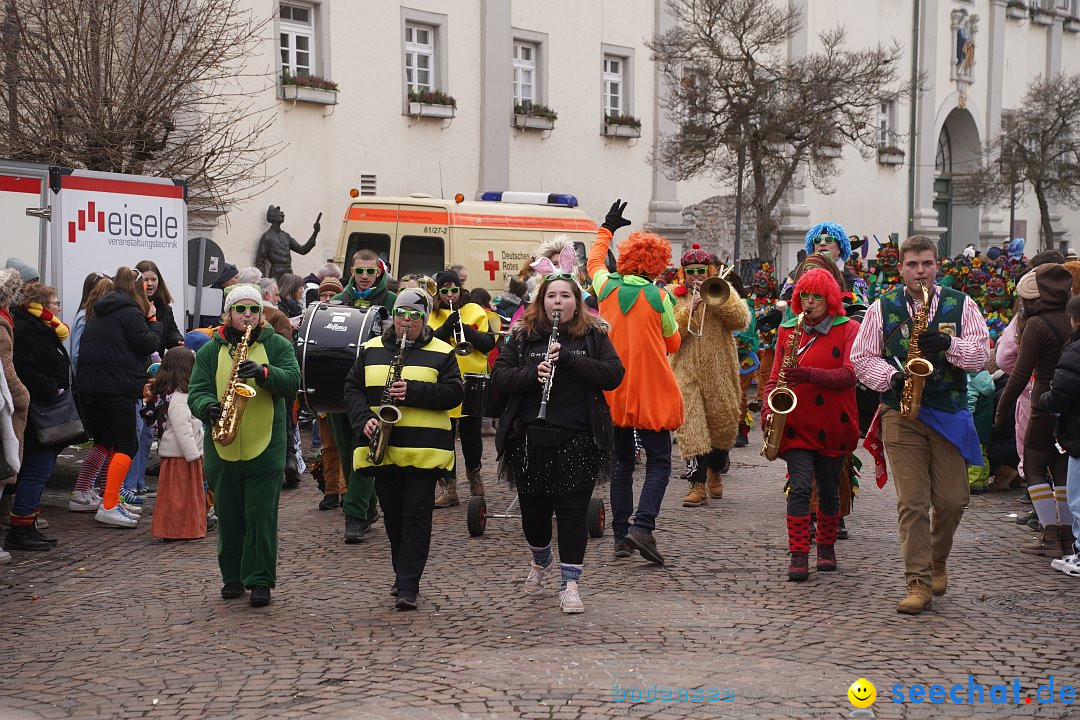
[907,0,921,237]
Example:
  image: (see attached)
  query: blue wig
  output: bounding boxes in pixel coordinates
[804,221,851,261]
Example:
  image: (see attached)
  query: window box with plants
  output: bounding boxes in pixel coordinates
[1032,4,1055,25]
[281,73,339,105]
[407,89,457,119]
[602,114,642,138]
[513,102,557,130]
[877,145,905,166]
[1006,0,1028,20]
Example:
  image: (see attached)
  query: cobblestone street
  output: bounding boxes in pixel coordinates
[1,435,1077,720]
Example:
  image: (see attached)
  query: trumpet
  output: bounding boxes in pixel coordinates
[448,295,473,356]
[686,268,733,337]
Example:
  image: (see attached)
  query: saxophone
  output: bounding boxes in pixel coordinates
[899,281,934,419]
[761,313,804,461]
[212,323,257,446]
[368,329,407,464]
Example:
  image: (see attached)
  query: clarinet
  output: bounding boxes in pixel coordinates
[537,310,561,421]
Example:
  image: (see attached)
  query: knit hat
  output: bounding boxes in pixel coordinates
[224,283,263,309]
[318,276,344,296]
[394,288,432,322]
[184,329,212,352]
[0,268,21,308]
[219,263,239,284]
[986,247,1001,261]
[5,257,39,284]
[434,269,461,288]
[1016,270,1039,300]
[680,243,712,267]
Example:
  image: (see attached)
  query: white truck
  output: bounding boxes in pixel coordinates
[0,160,189,326]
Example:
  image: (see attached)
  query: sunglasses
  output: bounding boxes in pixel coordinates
[544,272,576,282]
[353,267,378,276]
[394,307,424,321]
[438,287,460,295]
[684,267,709,276]
[232,304,262,314]
[812,235,836,246]
[799,292,824,302]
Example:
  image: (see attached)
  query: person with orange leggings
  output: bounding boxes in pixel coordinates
[76,266,162,528]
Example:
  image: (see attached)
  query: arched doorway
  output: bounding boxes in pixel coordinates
[933,107,981,257]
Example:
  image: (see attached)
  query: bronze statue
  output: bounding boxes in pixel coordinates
[255,205,321,280]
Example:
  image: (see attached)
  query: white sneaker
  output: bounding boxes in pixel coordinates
[118,501,142,515]
[69,490,99,512]
[89,488,102,504]
[524,561,552,595]
[0,545,10,564]
[1051,554,1080,577]
[559,581,585,614]
[95,505,138,528]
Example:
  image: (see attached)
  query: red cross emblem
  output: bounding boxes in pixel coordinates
[483,250,500,281]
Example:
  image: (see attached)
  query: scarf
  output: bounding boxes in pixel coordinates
[26,303,69,340]
[0,307,11,328]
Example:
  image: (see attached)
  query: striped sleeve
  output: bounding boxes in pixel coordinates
[945,294,990,372]
[850,300,895,393]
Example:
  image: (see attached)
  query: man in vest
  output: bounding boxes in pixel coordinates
[852,235,989,615]
[343,289,463,610]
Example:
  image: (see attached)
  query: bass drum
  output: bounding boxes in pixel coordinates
[297,303,388,413]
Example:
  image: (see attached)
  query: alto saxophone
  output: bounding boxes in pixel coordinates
[761,313,804,461]
[368,329,407,464]
[899,281,934,419]
[212,322,257,446]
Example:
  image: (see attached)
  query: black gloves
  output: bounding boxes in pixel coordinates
[237,360,266,380]
[889,372,906,395]
[433,322,453,341]
[918,329,952,353]
[601,199,631,233]
[206,402,223,424]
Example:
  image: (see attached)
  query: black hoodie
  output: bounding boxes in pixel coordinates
[76,291,163,398]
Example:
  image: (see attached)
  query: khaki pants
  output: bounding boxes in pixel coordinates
[318,417,345,496]
[881,407,970,586]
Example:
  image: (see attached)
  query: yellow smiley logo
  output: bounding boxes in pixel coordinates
[848,678,876,708]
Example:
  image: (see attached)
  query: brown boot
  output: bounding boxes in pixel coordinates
[1020,525,1063,558]
[897,579,933,615]
[987,466,1018,492]
[706,467,724,499]
[434,479,460,509]
[931,559,948,596]
[466,468,485,498]
[1061,526,1076,557]
[682,482,708,507]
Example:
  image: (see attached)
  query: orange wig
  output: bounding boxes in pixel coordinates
[615,231,672,279]
[792,268,845,318]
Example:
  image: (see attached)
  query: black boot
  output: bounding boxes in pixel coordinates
[344,515,365,544]
[29,524,58,546]
[282,456,301,489]
[318,494,340,511]
[6,524,52,551]
[250,585,271,607]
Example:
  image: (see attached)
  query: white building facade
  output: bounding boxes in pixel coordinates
[208,0,1080,281]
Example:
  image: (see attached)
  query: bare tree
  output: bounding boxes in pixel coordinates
[647,0,915,257]
[0,0,278,213]
[961,74,1080,250]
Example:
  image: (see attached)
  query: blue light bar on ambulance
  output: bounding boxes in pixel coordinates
[480,191,578,208]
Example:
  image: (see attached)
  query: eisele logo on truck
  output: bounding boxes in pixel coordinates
[68,199,180,248]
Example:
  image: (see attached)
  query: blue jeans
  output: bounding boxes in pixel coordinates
[123,401,153,492]
[610,427,671,538]
[1067,456,1080,554]
[11,434,62,519]
[311,417,322,449]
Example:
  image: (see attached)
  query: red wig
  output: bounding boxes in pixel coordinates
[615,231,672,279]
[792,268,844,317]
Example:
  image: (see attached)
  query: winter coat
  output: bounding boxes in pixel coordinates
[156,392,203,462]
[0,312,28,481]
[12,307,72,403]
[76,291,162,398]
[493,322,624,457]
[151,294,184,357]
[670,282,750,457]
[1038,327,1080,457]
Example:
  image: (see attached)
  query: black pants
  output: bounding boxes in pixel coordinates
[82,394,138,457]
[1025,445,1068,489]
[687,448,727,483]
[519,488,592,565]
[375,475,437,594]
[448,416,484,476]
[784,449,843,517]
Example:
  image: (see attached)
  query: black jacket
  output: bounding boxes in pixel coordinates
[492,322,624,457]
[1038,328,1080,456]
[151,294,184,356]
[12,307,71,402]
[77,291,163,398]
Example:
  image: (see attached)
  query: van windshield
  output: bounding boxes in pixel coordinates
[399,236,444,278]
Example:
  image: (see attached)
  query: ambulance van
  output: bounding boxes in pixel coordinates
[332,191,601,293]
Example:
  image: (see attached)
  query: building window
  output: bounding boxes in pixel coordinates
[405,23,435,92]
[280,2,315,77]
[878,101,897,149]
[513,42,536,105]
[603,56,624,117]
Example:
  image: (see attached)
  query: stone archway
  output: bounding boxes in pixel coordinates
[933,107,981,257]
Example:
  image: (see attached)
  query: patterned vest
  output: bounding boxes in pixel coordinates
[880,285,967,412]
